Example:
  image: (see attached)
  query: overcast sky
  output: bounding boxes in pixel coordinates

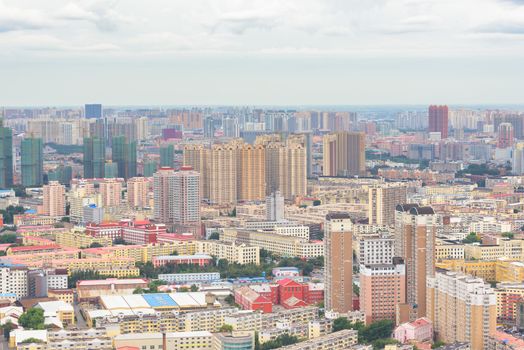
[1,0,524,106]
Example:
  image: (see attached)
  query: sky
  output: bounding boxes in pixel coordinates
[1,0,524,106]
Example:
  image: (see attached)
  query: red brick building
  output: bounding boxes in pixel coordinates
[234,286,272,313]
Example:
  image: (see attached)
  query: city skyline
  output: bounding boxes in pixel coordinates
[1,0,524,105]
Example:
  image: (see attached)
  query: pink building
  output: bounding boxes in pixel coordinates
[152,254,212,268]
[394,317,433,344]
[359,259,406,325]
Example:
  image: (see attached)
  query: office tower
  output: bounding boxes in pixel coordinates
[324,212,353,313]
[47,166,72,186]
[238,143,266,201]
[104,161,118,179]
[498,122,514,148]
[85,104,102,119]
[323,131,366,177]
[83,137,105,179]
[395,204,437,321]
[223,118,239,138]
[427,271,496,350]
[368,183,407,226]
[43,181,65,217]
[112,136,137,179]
[127,177,149,209]
[266,191,284,221]
[358,233,395,265]
[99,178,122,208]
[20,136,43,187]
[204,117,215,138]
[360,257,406,325]
[160,145,175,168]
[172,166,201,237]
[428,105,449,139]
[143,160,158,177]
[0,121,13,189]
[153,167,175,223]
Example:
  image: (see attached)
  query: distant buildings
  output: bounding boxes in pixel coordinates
[323,131,365,177]
[368,183,407,226]
[497,122,514,148]
[20,136,43,187]
[160,144,174,168]
[324,212,353,313]
[85,103,102,119]
[428,105,449,139]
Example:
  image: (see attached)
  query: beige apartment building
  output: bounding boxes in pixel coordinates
[99,178,122,207]
[427,271,496,350]
[42,181,65,217]
[368,183,407,226]
[395,204,436,321]
[323,131,365,177]
[324,212,353,313]
[127,176,150,209]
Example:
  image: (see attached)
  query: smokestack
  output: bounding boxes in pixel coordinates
[163,332,167,350]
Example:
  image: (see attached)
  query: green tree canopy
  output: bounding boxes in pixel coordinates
[19,308,45,330]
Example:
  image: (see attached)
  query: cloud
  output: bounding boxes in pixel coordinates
[209,10,281,35]
[0,1,51,32]
[55,1,132,32]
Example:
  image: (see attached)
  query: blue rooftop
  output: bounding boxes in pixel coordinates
[24,209,36,214]
[143,293,178,308]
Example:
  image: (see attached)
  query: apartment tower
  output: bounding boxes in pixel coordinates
[323,131,365,177]
[324,212,353,313]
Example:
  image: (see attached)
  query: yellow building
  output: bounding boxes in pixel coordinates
[195,240,259,265]
[55,231,112,249]
[436,259,497,282]
[81,242,196,263]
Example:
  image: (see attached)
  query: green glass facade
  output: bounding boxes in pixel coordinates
[0,121,13,189]
[21,137,43,187]
[48,166,72,186]
[143,161,158,177]
[112,136,137,179]
[104,162,119,179]
[160,144,174,168]
[83,137,105,179]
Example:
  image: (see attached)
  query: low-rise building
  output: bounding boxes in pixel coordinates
[279,329,358,350]
[158,272,221,284]
[76,278,149,302]
[114,331,213,349]
[394,317,433,344]
[195,240,259,265]
[152,254,213,267]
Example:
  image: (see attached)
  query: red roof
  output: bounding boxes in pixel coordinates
[277,278,302,287]
[117,347,140,350]
[9,244,61,252]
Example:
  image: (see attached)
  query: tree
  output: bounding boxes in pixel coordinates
[89,242,103,248]
[224,294,235,305]
[190,284,199,292]
[2,320,15,338]
[432,340,446,349]
[179,287,189,292]
[208,232,220,240]
[0,205,25,224]
[260,334,300,350]
[0,233,17,244]
[462,232,481,244]
[60,216,70,223]
[332,317,364,332]
[219,324,233,332]
[372,338,399,350]
[20,337,44,344]
[502,232,515,239]
[359,319,394,343]
[353,283,360,297]
[312,200,321,206]
[19,308,45,330]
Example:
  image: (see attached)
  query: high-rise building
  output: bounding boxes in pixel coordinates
[208,142,238,204]
[513,142,524,175]
[83,137,105,179]
[428,105,449,139]
[99,178,122,208]
[127,177,149,209]
[223,118,239,138]
[266,191,284,222]
[203,117,215,138]
[323,131,366,177]
[427,271,496,350]
[497,122,514,148]
[85,104,102,119]
[160,145,174,168]
[368,183,407,226]
[112,136,137,179]
[395,204,437,321]
[143,160,158,177]
[104,161,118,179]
[238,143,266,202]
[21,136,43,187]
[48,166,72,186]
[43,181,65,217]
[0,120,13,188]
[153,167,175,224]
[324,212,353,313]
[153,167,201,237]
[172,166,201,237]
[360,257,406,325]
